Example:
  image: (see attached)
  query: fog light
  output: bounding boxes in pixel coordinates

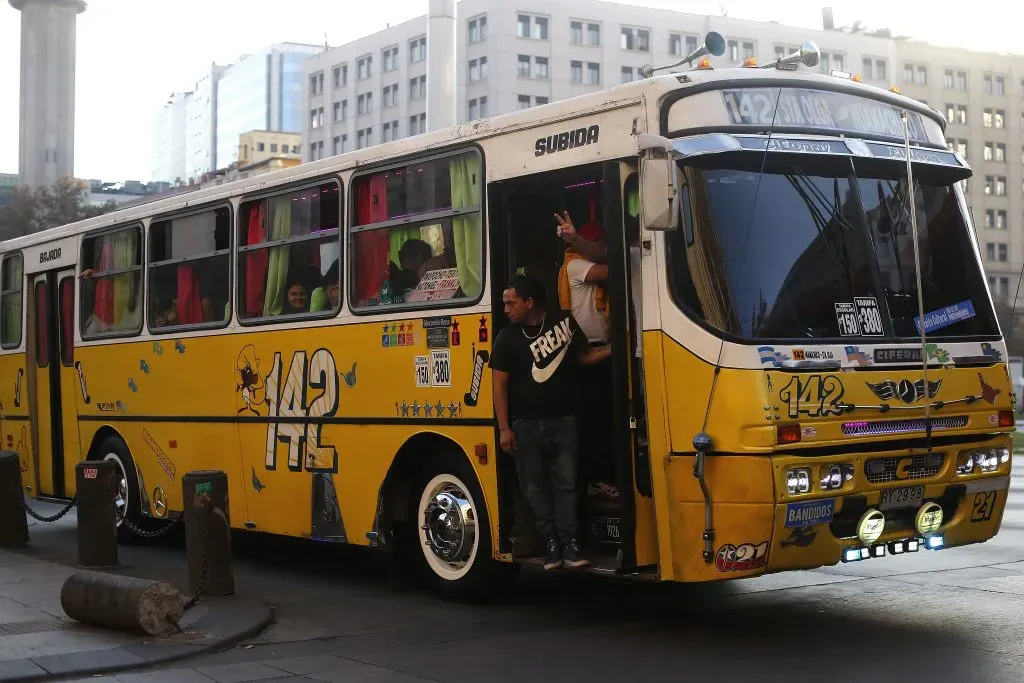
[857,509,886,545]
[915,502,944,536]
[843,548,861,562]
[786,467,811,495]
[958,448,1009,475]
[927,535,944,550]
[819,463,853,491]
[873,545,886,557]
[907,539,919,552]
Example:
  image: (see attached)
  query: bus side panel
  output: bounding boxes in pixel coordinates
[74,340,246,526]
[0,355,33,494]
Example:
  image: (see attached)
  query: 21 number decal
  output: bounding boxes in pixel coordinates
[715,541,769,572]
[970,491,997,523]
[264,349,340,473]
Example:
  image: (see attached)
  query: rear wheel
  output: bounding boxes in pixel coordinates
[409,456,516,601]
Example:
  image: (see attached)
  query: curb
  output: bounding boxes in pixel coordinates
[0,597,274,683]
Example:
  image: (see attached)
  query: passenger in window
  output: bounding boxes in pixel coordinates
[284,279,310,315]
[388,238,433,299]
[310,260,340,313]
[489,273,611,571]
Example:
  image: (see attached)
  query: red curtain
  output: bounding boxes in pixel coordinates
[355,174,390,302]
[176,265,203,324]
[245,202,268,317]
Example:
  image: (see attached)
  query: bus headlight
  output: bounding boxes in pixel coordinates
[786,467,811,495]
[819,463,854,490]
[957,448,1009,474]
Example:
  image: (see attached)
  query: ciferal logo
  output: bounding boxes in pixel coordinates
[535,125,599,156]
[865,378,942,404]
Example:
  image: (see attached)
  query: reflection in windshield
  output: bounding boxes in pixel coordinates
[665,161,998,341]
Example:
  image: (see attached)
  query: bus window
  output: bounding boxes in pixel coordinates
[350,150,482,310]
[80,226,143,339]
[0,253,23,349]
[149,206,231,330]
[238,180,342,322]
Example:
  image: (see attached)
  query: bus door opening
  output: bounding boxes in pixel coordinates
[30,268,80,499]
[489,161,647,569]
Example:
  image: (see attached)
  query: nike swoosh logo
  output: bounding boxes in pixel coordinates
[531,343,570,383]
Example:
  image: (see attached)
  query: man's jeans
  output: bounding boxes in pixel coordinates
[512,415,579,543]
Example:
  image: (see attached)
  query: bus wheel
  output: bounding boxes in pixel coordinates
[411,459,515,602]
[96,437,143,544]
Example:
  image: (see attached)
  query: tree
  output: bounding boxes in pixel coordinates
[0,176,117,241]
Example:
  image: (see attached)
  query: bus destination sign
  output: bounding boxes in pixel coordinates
[721,88,935,144]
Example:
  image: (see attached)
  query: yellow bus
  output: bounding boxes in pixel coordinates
[2,35,1014,599]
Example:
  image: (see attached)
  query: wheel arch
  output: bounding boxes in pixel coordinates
[83,425,150,517]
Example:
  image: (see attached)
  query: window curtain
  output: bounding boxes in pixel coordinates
[176,266,203,324]
[245,202,268,317]
[262,196,293,316]
[355,174,390,301]
[449,155,482,299]
[93,231,136,327]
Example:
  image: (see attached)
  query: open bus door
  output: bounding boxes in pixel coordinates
[29,268,82,499]
[488,159,657,574]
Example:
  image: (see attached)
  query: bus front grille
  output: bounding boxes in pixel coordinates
[841,415,968,438]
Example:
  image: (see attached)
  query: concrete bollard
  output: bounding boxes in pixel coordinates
[76,460,118,567]
[61,570,183,636]
[0,451,29,547]
[182,470,233,597]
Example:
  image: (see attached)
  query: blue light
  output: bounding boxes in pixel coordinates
[927,536,944,549]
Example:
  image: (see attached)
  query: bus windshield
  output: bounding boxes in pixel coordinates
[665,154,999,341]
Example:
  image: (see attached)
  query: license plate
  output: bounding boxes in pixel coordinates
[879,485,924,511]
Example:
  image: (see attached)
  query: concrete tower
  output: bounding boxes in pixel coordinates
[426,0,455,132]
[9,0,87,189]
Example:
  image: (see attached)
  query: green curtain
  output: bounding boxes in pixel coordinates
[449,154,482,299]
[263,197,292,316]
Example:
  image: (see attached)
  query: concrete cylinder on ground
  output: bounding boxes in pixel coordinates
[76,459,118,567]
[61,570,182,636]
[182,470,233,596]
[0,451,29,547]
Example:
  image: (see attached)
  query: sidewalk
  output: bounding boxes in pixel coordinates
[0,509,273,683]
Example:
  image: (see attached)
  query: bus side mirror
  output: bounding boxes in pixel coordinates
[640,155,679,231]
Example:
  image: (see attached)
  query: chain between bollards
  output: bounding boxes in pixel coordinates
[120,514,182,540]
[16,486,77,523]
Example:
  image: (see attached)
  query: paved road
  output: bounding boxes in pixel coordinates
[17,461,1024,683]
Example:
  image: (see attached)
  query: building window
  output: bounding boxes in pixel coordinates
[571,21,583,44]
[996,109,1005,128]
[586,62,599,85]
[333,64,346,88]
[996,176,1007,195]
[468,98,478,120]
[333,101,343,122]
[469,16,487,43]
[999,243,1008,261]
[517,55,531,78]
[357,93,373,115]
[409,113,426,135]
[310,72,323,95]
[517,95,531,110]
[903,63,927,85]
[946,104,967,125]
[358,56,372,80]
[410,37,426,63]
[269,143,278,153]
[985,209,994,229]
[469,57,487,81]
[956,70,967,90]
[237,181,341,321]
[383,84,398,108]
[571,60,583,83]
[333,135,345,155]
[382,121,400,143]
[987,243,995,260]
[536,96,548,105]
[148,207,230,331]
[670,33,698,57]
[350,150,483,310]
[535,56,549,79]
[984,74,993,94]
[863,58,886,81]
[588,22,600,46]
[621,27,650,52]
[997,210,1007,229]
[357,127,373,149]
[517,14,548,40]
[775,45,796,60]
[727,40,755,63]
[0,254,23,349]
[80,227,143,338]
[310,107,324,129]
[382,47,398,72]
[944,69,954,89]
[985,173,994,191]
[996,143,1007,162]
[621,66,634,83]
[257,142,266,152]
[819,52,844,74]
[996,75,1006,95]
[410,75,426,100]
[309,143,317,160]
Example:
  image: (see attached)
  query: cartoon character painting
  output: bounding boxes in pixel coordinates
[236,345,267,415]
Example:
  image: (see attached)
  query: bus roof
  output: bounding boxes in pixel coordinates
[1,64,943,255]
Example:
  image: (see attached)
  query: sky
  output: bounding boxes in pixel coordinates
[0,0,1020,183]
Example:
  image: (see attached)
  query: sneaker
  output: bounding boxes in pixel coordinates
[563,538,590,568]
[543,538,562,570]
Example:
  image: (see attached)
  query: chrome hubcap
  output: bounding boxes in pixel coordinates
[103,455,128,527]
[422,483,477,567]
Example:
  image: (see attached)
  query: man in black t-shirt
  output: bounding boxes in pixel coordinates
[489,274,611,570]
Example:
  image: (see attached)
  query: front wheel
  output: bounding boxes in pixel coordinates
[411,459,516,601]
[96,436,144,544]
